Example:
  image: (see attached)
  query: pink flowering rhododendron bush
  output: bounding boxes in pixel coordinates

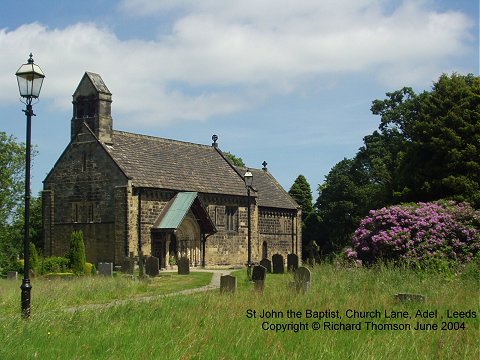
[347,201,480,265]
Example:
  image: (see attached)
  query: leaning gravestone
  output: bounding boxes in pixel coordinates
[260,258,272,273]
[145,256,160,277]
[272,254,284,274]
[7,271,17,280]
[287,253,299,272]
[98,262,113,276]
[294,266,311,294]
[177,257,190,275]
[252,265,267,292]
[220,274,237,293]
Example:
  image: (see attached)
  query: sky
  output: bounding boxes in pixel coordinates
[0,0,478,197]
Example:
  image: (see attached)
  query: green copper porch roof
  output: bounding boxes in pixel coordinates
[152,192,216,234]
[156,192,197,230]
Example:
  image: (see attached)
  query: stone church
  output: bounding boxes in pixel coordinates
[42,72,301,268]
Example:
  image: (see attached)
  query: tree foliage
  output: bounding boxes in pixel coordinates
[0,132,25,223]
[289,175,313,219]
[223,152,246,167]
[372,73,480,205]
[289,175,319,259]
[0,132,25,273]
[316,73,480,255]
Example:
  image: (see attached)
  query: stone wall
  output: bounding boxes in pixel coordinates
[42,190,54,256]
[258,208,302,263]
[43,127,128,264]
[136,189,173,256]
[202,194,257,266]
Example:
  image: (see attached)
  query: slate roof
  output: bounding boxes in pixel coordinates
[106,131,249,196]
[236,167,299,210]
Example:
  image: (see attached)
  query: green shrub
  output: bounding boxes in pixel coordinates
[9,245,39,275]
[41,256,70,274]
[85,262,96,275]
[69,231,86,275]
[16,259,25,274]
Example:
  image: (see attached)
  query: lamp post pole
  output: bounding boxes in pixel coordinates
[16,53,45,318]
[244,169,253,277]
[247,186,251,267]
[20,101,33,318]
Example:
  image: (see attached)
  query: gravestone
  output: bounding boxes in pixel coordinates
[252,265,267,292]
[294,266,311,294]
[220,274,237,293]
[177,257,190,275]
[98,262,113,276]
[121,257,134,274]
[260,258,272,273]
[394,293,426,302]
[145,256,160,277]
[7,271,17,280]
[272,254,284,274]
[287,253,299,272]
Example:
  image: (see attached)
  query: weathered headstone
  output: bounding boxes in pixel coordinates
[120,257,134,274]
[252,265,267,292]
[220,274,237,293]
[272,254,284,274]
[294,266,311,293]
[145,256,160,277]
[260,258,272,273]
[98,262,113,276]
[287,253,299,272]
[177,257,190,275]
[394,293,426,302]
[7,271,17,280]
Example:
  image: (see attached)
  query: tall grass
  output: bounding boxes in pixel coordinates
[0,263,478,359]
[0,272,212,316]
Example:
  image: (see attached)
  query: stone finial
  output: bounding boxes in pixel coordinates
[262,161,268,171]
[212,134,218,148]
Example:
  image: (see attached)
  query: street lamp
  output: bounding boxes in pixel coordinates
[15,53,45,318]
[244,169,253,272]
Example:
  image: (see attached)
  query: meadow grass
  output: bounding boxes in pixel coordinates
[0,272,212,316]
[0,263,478,359]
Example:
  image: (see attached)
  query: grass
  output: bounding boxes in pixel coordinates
[0,263,478,359]
[0,272,212,316]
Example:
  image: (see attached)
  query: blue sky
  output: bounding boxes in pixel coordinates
[0,0,478,197]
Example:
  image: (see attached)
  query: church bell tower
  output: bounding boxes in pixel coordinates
[71,72,113,144]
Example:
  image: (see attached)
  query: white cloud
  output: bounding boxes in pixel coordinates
[0,0,474,127]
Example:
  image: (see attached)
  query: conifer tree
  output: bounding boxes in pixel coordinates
[69,231,86,275]
[289,175,313,219]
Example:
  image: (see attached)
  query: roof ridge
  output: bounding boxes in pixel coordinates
[113,130,212,149]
